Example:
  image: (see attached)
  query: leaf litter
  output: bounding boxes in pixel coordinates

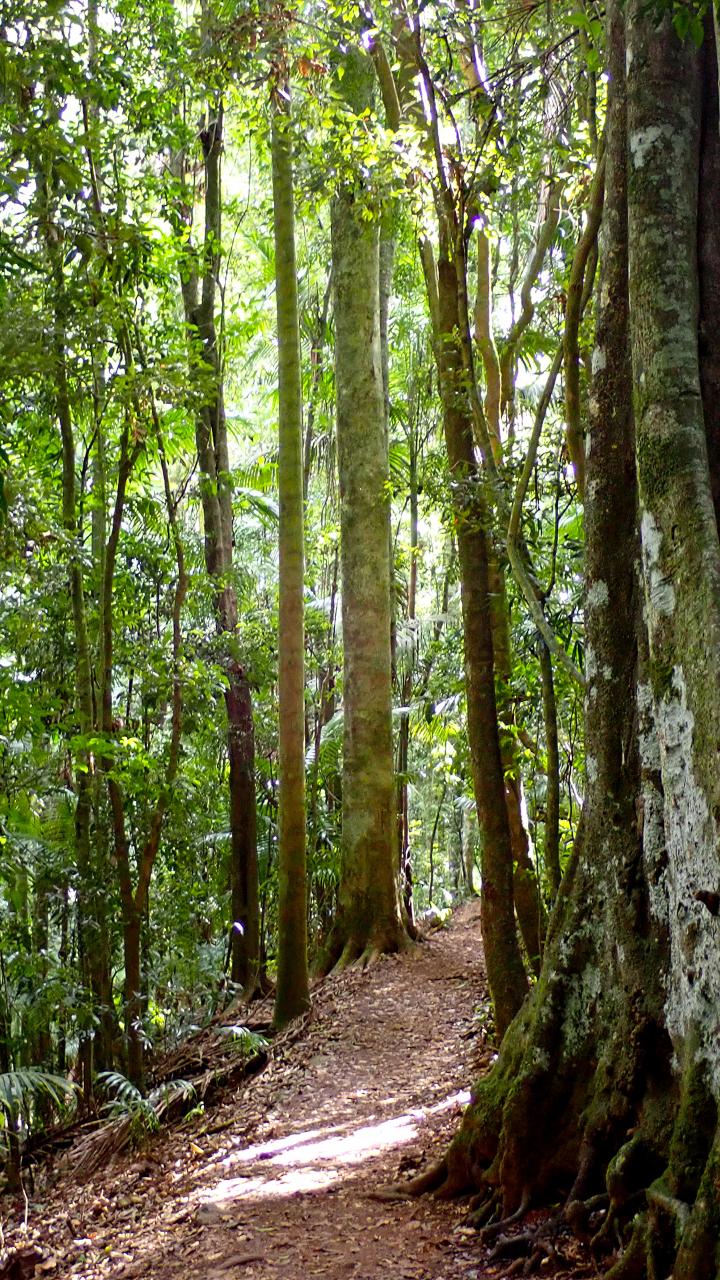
[0,902,591,1280]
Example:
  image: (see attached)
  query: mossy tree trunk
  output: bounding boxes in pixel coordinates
[271,85,310,1027]
[325,49,407,969]
[419,10,720,1278]
[624,11,720,1275]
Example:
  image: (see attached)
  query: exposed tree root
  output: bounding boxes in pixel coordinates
[505,1243,558,1277]
[466,1189,499,1228]
[373,1157,449,1201]
[426,1000,720,1280]
[480,1212,570,1278]
[564,1192,609,1240]
[476,1190,530,1239]
[319,920,414,977]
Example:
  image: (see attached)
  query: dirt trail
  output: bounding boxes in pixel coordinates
[3,903,499,1280]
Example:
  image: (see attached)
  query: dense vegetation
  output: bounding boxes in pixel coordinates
[4,0,720,1274]
[0,0,585,1086]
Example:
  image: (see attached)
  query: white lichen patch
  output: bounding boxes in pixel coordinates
[640,508,676,618]
[592,346,607,376]
[629,125,668,170]
[637,682,660,773]
[562,961,602,1053]
[586,754,598,784]
[658,666,720,1089]
[586,579,609,609]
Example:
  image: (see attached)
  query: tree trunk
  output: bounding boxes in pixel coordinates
[489,548,545,972]
[698,17,720,528]
[397,428,418,932]
[272,90,310,1026]
[625,13,720,1273]
[183,105,260,994]
[427,222,528,1038]
[538,639,561,901]
[51,253,116,1085]
[325,48,407,968]
[405,13,534,1024]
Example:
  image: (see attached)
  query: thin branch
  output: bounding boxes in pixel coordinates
[564,149,606,498]
[500,177,563,421]
[506,343,585,689]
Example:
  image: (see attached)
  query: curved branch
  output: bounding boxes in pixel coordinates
[500,179,563,421]
[506,343,585,689]
[564,150,606,499]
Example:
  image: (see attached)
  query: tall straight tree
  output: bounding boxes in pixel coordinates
[271,79,310,1027]
[179,100,260,995]
[326,48,407,968]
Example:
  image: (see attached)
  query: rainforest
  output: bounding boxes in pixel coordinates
[2,2,720,1278]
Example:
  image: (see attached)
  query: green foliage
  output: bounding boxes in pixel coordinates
[0,0,588,1143]
[97,1071,198,1144]
[0,1069,76,1122]
[217,1025,269,1056]
[0,1069,77,1173]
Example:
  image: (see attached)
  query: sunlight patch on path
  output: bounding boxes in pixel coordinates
[197,1089,471,1204]
[203,1166,340,1201]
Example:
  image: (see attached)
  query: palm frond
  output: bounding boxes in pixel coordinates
[0,1068,77,1119]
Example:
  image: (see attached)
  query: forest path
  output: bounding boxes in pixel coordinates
[6,902,503,1280]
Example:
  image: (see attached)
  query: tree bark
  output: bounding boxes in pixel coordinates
[272,90,310,1026]
[403,10,529,1032]
[426,223,528,1037]
[538,640,561,901]
[698,16,720,526]
[326,49,407,968]
[182,105,260,994]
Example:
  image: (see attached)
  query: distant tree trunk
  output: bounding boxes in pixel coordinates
[57,881,69,1073]
[325,49,408,969]
[47,212,113,1087]
[100,347,186,1087]
[401,6,535,1019]
[271,87,310,1027]
[448,804,462,899]
[397,427,418,931]
[461,806,478,895]
[489,556,545,973]
[0,954,10,1076]
[421,224,528,1038]
[181,104,260,995]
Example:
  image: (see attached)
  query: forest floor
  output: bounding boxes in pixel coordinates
[0,902,592,1280]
